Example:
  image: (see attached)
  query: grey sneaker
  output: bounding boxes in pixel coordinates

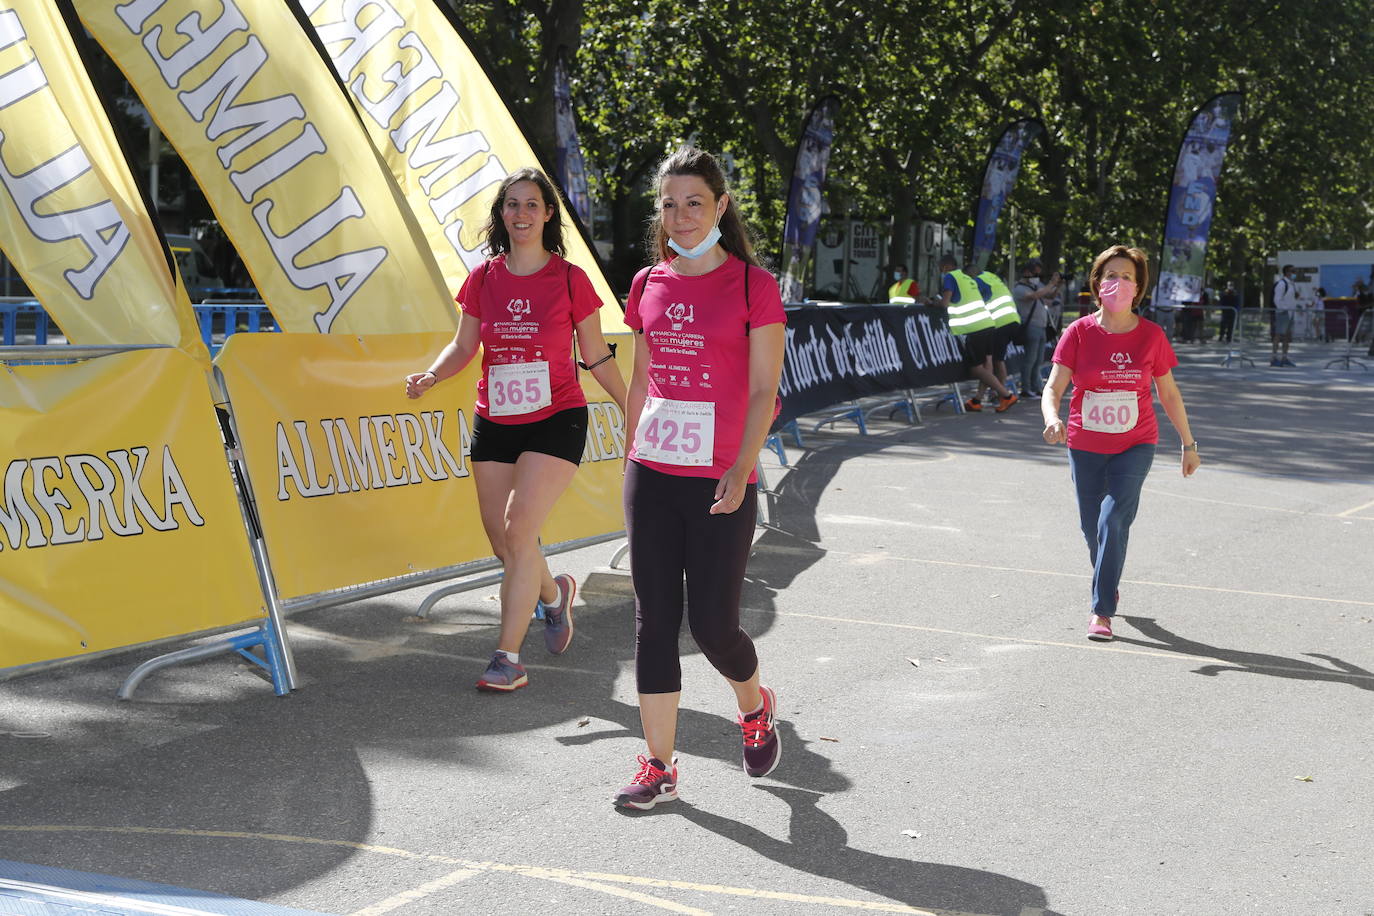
[614,755,678,810]
[738,685,782,777]
[475,652,527,692]
[542,574,576,655]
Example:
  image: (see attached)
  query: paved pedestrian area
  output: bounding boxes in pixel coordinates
[1,341,1371,916]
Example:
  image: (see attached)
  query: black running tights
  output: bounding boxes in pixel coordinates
[623,461,759,694]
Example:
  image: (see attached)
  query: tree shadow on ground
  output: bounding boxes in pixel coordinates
[1118,616,1374,692]
[657,785,1063,916]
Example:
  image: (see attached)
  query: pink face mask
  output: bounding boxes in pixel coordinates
[1099,278,1137,313]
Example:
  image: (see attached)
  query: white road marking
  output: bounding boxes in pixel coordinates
[751,608,1374,681]
[0,826,998,915]
[538,874,712,914]
[1143,486,1374,520]
[1336,497,1374,518]
[822,516,962,532]
[349,868,480,915]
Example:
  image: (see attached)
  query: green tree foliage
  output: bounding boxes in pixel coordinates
[61,0,1374,298]
[428,0,1374,296]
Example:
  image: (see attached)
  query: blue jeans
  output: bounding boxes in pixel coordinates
[1020,324,1047,394]
[1068,443,1155,617]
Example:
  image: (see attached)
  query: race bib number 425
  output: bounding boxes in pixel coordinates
[635,397,715,466]
[488,361,552,416]
[1082,389,1138,434]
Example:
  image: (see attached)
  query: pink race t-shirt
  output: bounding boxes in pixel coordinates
[1052,314,1179,454]
[457,253,602,424]
[625,255,786,481]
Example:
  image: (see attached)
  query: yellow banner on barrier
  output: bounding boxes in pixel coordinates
[0,1,204,357]
[0,348,263,670]
[214,332,628,600]
[74,0,458,335]
[299,0,628,332]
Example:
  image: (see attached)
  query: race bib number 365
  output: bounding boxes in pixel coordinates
[488,361,552,416]
[635,397,715,466]
[1082,389,1139,434]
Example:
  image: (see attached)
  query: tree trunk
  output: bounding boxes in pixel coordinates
[1039,139,1069,274]
[887,182,916,276]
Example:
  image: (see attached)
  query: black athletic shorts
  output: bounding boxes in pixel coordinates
[961,328,996,367]
[992,323,1018,361]
[470,406,588,466]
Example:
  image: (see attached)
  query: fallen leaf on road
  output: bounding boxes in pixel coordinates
[819,736,840,742]
[1294,775,1314,782]
[901,830,922,838]
[906,657,920,667]
[576,717,590,727]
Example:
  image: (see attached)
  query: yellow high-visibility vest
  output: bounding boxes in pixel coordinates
[944,270,994,335]
[978,271,1020,327]
[889,278,918,301]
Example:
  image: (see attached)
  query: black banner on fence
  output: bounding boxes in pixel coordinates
[777,304,1023,425]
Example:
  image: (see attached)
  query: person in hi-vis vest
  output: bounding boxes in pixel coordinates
[936,253,1018,412]
[973,268,1021,405]
[888,264,920,302]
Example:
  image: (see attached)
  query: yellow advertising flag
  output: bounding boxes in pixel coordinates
[544,331,633,540]
[299,0,628,333]
[0,347,264,670]
[0,1,204,358]
[215,332,628,600]
[73,0,458,335]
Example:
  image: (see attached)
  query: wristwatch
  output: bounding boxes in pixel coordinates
[1182,441,1198,451]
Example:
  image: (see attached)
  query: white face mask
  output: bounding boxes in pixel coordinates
[667,207,724,259]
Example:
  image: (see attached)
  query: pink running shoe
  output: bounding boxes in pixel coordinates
[738,685,782,777]
[1087,617,1113,641]
[614,755,678,810]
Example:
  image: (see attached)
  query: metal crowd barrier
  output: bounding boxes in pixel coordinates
[0,344,294,698]
[0,297,51,346]
[1,299,279,354]
[117,363,636,695]
[1326,308,1371,370]
[195,300,277,355]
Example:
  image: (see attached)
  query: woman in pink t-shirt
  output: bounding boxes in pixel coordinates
[613,148,787,810]
[404,168,626,691]
[1042,245,1201,642]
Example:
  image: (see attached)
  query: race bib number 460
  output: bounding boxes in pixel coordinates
[1082,389,1138,434]
[489,361,552,416]
[635,397,715,466]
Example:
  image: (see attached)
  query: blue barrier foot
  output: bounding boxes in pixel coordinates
[764,433,788,466]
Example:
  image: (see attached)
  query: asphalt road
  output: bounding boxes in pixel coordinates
[1,338,1372,916]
